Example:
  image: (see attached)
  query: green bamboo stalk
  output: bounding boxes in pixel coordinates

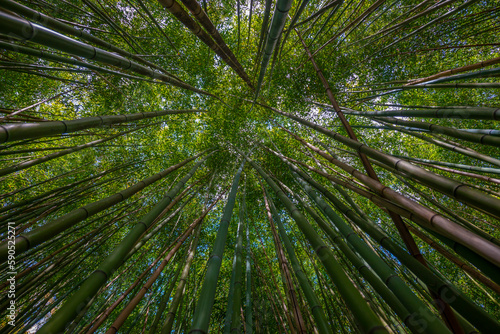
[254,0,293,100]
[265,188,332,334]
[37,156,207,333]
[230,201,246,333]
[190,160,245,333]
[244,201,253,334]
[0,125,147,177]
[0,11,214,97]
[0,109,204,143]
[240,150,388,334]
[161,224,203,333]
[341,107,500,120]
[271,108,500,222]
[0,150,207,262]
[289,164,500,333]
[290,171,451,333]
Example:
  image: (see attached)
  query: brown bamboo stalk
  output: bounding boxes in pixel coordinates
[261,184,307,333]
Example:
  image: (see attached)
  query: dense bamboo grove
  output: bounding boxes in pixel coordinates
[0,0,499,332]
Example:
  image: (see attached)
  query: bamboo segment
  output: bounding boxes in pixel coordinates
[0,11,214,97]
[161,224,203,333]
[241,151,388,334]
[0,150,207,262]
[264,188,332,334]
[157,0,252,88]
[341,107,500,120]
[254,0,293,100]
[37,156,207,333]
[0,109,204,143]
[372,116,500,147]
[190,161,245,333]
[178,0,254,89]
[272,108,500,220]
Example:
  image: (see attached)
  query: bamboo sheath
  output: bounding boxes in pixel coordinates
[289,164,500,333]
[0,11,214,97]
[37,156,207,333]
[190,161,245,333]
[281,133,500,268]
[0,150,207,262]
[0,109,204,143]
[241,151,388,334]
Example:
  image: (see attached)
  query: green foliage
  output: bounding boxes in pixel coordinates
[0,0,499,332]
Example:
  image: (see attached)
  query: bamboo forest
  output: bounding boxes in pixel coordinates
[1,0,500,332]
